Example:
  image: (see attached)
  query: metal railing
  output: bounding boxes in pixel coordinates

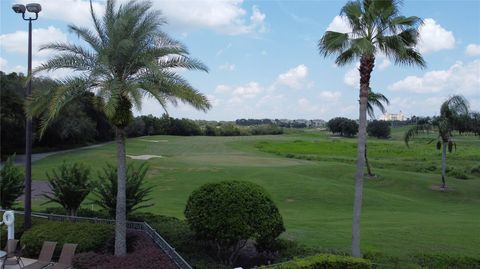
[0,209,192,269]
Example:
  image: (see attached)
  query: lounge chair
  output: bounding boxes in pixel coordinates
[22,241,57,269]
[50,244,77,269]
[1,239,23,269]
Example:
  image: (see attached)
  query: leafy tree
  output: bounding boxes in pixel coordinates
[367,120,390,138]
[0,155,24,209]
[27,0,210,256]
[94,162,153,218]
[365,89,390,176]
[318,0,425,256]
[44,162,93,216]
[327,117,358,137]
[405,95,469,190]
[185,181,284,265]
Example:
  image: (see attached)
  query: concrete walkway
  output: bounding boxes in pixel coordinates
[14,142,111,165]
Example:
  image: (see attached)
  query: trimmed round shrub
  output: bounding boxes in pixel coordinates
[184,181,285,264]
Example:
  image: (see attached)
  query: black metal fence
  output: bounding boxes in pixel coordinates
[0,210,193,269]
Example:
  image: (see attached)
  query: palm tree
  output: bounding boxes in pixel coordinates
[365,88,390,176]
[27,0,210,256]
[318,0,425,257]
[404,95,469,190]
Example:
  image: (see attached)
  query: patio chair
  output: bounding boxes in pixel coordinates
[50,244,77,269]
[22,241,57,269]
[1,239,23,269]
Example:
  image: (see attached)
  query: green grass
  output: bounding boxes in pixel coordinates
[27,128,480,259]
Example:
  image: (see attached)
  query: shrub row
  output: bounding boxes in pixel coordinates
[413,253,480,269]
[20,221,113,258]
[261,254,372,269]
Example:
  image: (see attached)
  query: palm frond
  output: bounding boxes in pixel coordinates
[404,123,432,147]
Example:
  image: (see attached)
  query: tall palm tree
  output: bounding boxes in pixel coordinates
[404,95,469,190]
[318,0,425,257]
[365,88,390,176]
[27,0,210,256]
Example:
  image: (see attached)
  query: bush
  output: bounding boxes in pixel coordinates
[413,253,480,269]
[470,165,480,176]
[327,117,358,137]
[94,162,153,217]
[0,154,24,209]
[367,120,391,138]
[20,221,113,258]
[261,254,372,269]
[184,181,285,265]
[44,162,93,216]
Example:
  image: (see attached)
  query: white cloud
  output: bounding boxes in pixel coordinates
[153,1,267,35]
[206,94,220,107]
[219,63,236,71]
[215,84,231,94]
[276,64,309,89]
[344,66,359,88]
[0,26,67,58]
[326,16,350,33]
[0,58,7,70]
[378,58,391,70]
[14,0,104,26]
[319,91,341,101]
[417,18,455,53]
[388,60,480,96]
[232,81,263,99]
[465,44,480,57]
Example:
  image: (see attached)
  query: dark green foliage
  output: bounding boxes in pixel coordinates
[20,221,113,258]
[0,72,25,158]
[327,117,359,137]
[44,162,93,216]
[0,154,24,209]
[250,125,284,135]
[125,117,146,137]
[261,254,372,269]
[185,181,285,265]
[205,125,218,136]
[94,162,153,217]
[413,253,480,269]
[218,124,242,136]
[367,120,391,138]
[471,165,480,176]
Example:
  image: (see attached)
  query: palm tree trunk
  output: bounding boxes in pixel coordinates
[352,54,375,258]
[441,141,447,190]
[114,127,127,256]
[365,144,373,177]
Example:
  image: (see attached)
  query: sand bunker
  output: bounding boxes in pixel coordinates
[127,154,162,160]
[139,139,168,143]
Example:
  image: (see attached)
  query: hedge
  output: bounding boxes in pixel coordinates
[413,253,480,269]
[261,254,372,269]
[20,221,113,258]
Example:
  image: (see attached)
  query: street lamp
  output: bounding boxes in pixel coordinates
[12,3,41,230]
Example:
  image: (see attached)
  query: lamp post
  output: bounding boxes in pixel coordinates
[12,3,42,230]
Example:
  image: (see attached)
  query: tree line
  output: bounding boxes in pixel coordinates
[0,71,284,159]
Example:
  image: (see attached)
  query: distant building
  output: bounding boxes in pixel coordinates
[310,119,326,127]
[380,111,406,121]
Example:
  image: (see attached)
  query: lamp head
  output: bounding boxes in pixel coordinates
[12,4,26,13]
[26,3,42,14]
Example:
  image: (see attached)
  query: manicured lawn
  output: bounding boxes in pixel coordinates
[28,128,480,258]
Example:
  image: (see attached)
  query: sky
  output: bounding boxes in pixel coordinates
[1,0,479,121]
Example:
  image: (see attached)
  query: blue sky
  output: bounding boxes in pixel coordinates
[1,0,479,121]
